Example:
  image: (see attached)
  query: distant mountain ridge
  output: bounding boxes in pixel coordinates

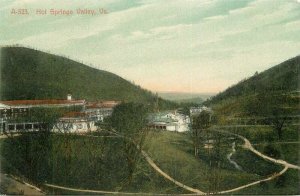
[0,47,175,108]
[205,55,300,105]
[158,92,214,103]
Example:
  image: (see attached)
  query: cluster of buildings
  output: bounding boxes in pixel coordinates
[0,94,120,134]
[147,106,212,133]
[0,94,212,134]
[148,111,190,132]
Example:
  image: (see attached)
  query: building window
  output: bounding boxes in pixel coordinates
[25,124,32,129]
[8,125,15,130]
[16,124,24,130]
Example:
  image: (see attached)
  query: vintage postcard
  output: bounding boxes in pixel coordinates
[0,0,299,195]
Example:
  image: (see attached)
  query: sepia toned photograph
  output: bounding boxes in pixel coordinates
[0,0,299,195]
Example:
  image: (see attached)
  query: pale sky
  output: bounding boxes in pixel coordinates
[1,0,300,93]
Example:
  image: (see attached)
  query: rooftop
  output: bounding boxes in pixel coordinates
[0,99,85,106]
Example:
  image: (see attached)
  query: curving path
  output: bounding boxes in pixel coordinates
[44,183,176,195]
[139,146,205,194]
[43,130,294,195]
[0,173,44,195]
[105,130,206,194]
[215,166,289,194]
[214,130,300,170]
[1,130,299,195]
[209,129,300,194]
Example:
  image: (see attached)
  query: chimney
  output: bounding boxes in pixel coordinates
[67,94,72,101]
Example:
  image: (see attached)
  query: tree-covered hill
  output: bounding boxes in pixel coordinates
[202,56,300,121]
[205,56,300,105]
[0,46,175,108]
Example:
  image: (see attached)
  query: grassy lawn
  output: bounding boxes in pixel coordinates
[214,124,300,194]
[143,130,260,193]
[1,129,299,195]
[220,125,299,166]
[0,133,187,194]
[235,169,300,195]
[232,147,282,176]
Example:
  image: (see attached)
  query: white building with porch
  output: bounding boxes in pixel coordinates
[148,111,190,132]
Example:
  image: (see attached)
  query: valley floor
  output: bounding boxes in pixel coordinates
[0,125,299,195]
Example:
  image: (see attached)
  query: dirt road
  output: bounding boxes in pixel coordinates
[2,131,298,195]
[0,173,43,195]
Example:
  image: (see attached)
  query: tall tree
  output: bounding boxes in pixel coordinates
[191,110,211,157]
[110,102,149,186]
[243,93,289,140]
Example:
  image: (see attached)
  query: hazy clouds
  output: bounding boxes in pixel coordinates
[1,0,300,93]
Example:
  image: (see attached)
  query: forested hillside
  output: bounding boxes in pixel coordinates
[205,56,300,105]
[203,56,300,119]
[0,47,176,109]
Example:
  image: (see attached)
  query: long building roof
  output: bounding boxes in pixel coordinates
[0,99,85,107]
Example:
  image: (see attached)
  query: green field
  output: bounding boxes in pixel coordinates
[0,133,186,194]
[144,131,262,192]
[235,169,300,195]
[218,125,300,194]
[1,128,299,195]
